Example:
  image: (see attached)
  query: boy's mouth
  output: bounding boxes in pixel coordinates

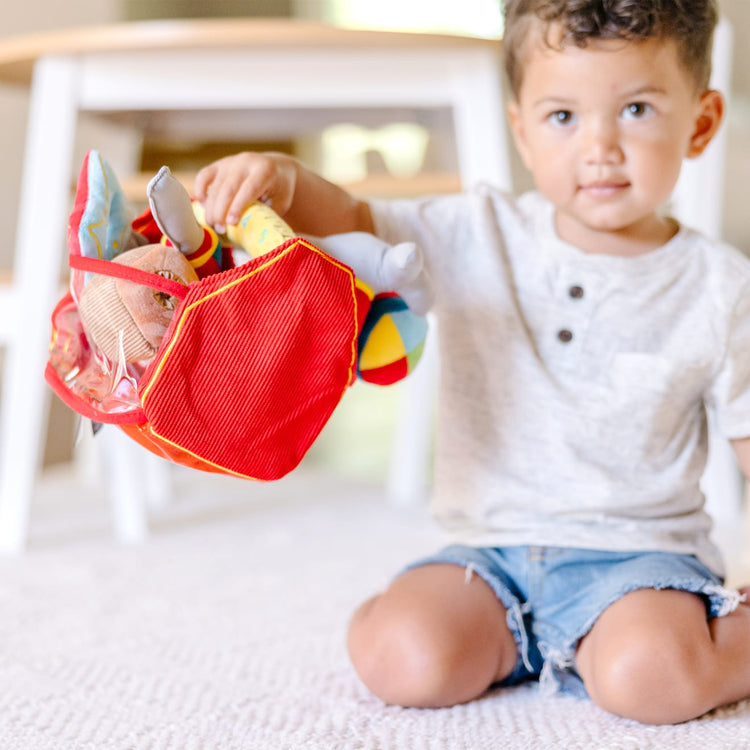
[579,180,630,198]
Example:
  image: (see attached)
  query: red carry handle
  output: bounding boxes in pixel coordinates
[69,254,190,300]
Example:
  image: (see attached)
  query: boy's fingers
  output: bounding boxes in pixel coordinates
[194,153,286,228]
[226,178,270,225]
[192,164,217,200]
[203,176,243,228]
[202,176,262,229]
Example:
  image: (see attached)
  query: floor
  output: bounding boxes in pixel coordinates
[0,452,744,750]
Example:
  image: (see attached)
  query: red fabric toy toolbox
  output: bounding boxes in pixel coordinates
[46,237,372,481]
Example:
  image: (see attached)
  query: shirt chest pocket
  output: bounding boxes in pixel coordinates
[611,353,673,394]
[610,352,709,411]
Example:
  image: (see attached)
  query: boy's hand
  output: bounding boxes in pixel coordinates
[193,152,297,233]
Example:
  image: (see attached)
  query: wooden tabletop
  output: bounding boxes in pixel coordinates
[0,19,501,87]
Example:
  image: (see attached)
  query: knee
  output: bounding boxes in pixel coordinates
[347,596,494,708]
[583,631,715,724]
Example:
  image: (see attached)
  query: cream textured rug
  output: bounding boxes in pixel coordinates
[5,464,750,749]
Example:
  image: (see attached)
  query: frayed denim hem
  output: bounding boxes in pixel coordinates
[537,580,745,698]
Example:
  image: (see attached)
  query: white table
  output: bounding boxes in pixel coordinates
[0,19,511,552]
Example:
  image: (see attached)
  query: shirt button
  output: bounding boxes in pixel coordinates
[557,329,573,343]
[569,285,584,299]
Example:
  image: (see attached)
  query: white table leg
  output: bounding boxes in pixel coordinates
[0,56,80,553]
[385,313,440,507]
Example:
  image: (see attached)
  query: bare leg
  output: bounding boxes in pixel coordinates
[576,586,750,725]
[347,563,518,707]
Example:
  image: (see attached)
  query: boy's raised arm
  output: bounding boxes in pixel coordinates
[193,151,374,237]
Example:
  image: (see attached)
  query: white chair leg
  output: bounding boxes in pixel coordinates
[77,421,173,542]
[143,450,174,513]
[101,426,149,545]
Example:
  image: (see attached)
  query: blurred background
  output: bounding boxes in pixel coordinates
[0,0,747,483]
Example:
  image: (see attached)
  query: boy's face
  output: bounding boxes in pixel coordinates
[507,28,723,252]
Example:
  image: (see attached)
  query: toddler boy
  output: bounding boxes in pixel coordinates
[194,0,750,725]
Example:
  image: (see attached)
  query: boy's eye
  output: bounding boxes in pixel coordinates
[622,102,652,119]
[548,110,575,126]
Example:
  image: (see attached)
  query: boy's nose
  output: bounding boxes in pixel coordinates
[582,123,623,165]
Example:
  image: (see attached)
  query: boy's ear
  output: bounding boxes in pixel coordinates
[507,100,532,169]
[687,89,724,159]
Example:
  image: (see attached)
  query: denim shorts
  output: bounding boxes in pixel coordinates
[403,545,744,697]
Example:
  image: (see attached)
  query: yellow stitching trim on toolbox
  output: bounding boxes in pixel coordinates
[347,274,359,377]
[141,239,359,404]
[143,239,360,474]
[141,241,299,403]
[301,239,360,381]
[145,426,267,481]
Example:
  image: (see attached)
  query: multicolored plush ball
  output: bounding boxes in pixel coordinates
[356,293,428,385]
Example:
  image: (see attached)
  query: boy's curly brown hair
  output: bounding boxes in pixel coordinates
[503,0,719,98]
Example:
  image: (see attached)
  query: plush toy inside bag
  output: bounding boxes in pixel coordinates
[45,151,428,481]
